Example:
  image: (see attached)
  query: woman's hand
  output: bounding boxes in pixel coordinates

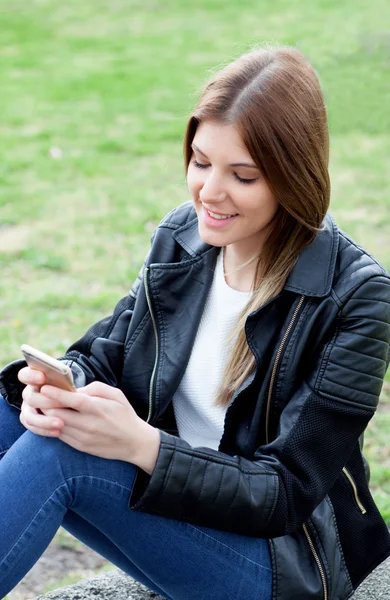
[18,369,160,474]
[19,366,66,437]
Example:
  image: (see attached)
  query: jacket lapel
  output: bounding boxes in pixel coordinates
[147,246,218,418]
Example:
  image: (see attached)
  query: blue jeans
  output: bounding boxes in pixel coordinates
[0,395,272,600]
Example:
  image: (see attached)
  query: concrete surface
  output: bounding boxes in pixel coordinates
[32,570,164,599]
[352,556,390,599]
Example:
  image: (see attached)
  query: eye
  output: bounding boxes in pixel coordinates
[192,159,209,169]
[234,174,258,185]
[192,159,258,184]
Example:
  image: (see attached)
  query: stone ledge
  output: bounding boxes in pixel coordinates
[353,556,390,599]
[32,570,165,600]
[32,557,390,599]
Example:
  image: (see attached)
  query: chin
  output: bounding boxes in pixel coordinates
[197,223,226,248]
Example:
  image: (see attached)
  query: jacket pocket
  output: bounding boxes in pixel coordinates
[342,467,367,515]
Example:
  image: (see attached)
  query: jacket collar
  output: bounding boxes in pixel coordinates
[173,212,339,298]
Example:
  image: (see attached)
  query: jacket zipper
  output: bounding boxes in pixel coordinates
[342,467,367,514]
[265,294,328,599]
[302,523,328,600]
[265,294,305,444]
[144,267,159,424]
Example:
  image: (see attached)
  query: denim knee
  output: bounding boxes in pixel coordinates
[0,395,26,457]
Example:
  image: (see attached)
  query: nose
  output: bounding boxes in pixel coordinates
[198,170,227,203]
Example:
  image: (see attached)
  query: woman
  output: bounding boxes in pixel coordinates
[0,45,389,600]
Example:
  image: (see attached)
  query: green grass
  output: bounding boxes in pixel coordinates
[0,0,389,587]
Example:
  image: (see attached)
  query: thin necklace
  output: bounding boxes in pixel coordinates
[223,247,259,278]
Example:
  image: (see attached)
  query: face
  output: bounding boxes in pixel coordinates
[187,120,279,260]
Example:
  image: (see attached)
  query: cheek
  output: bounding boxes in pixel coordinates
[186,166,203,198]
[262,193,279,218]
[245,188,279,221]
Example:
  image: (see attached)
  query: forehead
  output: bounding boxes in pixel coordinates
[193,121,250,159]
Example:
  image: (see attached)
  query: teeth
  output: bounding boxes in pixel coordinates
[208,210,235,220]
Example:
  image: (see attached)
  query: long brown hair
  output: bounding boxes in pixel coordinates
[183,45,331,406]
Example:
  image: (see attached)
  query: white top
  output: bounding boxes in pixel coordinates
[172,248,252,450]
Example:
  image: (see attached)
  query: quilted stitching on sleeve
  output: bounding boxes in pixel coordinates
[316,275,390,410]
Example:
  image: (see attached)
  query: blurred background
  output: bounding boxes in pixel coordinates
[1,0,389,597]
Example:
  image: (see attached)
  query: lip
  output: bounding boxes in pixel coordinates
[202,206,238,228]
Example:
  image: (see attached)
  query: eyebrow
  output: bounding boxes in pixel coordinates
[191,143,259,169]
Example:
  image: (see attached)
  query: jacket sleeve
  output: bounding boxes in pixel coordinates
[129,274,390,538]
[0,259,148,409]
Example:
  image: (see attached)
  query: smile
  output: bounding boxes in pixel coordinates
[202,206,239,228]
[207,210,237,220]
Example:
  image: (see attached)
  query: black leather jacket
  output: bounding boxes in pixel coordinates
[2,201,390,599]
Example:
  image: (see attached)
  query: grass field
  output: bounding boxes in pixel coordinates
[1,0,389,586]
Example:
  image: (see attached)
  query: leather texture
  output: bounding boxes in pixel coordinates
[1,201,390,600]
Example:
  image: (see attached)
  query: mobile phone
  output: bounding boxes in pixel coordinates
[21,344,76,392]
